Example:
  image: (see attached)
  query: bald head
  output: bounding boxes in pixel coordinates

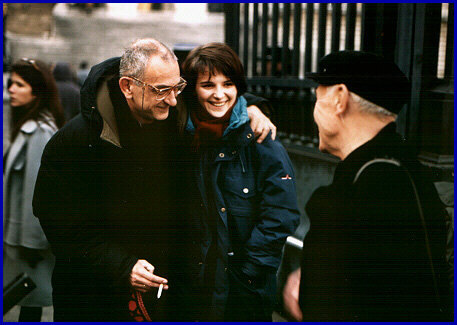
[119,38,177,79]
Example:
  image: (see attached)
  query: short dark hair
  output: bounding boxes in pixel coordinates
[181,42,247,96]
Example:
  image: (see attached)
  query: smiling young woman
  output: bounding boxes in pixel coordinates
[178,43,300,321]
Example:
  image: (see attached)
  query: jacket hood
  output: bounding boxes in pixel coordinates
[80,57,123,147]
[80,57,120,121]
[53,62,75,82]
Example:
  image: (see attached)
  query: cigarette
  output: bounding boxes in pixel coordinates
[157,283,163,299]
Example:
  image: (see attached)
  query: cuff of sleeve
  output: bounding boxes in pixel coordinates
[244,93,274,118]
[114,256,139,289]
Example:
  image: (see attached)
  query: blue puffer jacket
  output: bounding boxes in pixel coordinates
[185,96,300,316]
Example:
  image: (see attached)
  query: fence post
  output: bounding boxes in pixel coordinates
[394,3,415,137]
[224,4,240,54]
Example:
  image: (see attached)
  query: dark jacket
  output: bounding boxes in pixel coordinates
[33,57,183,321]
[53,62,81,121]
[183,98,300,320]
[299,123,451,321]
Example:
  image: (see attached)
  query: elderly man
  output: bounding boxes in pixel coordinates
[283,51,451,321]
[32,38,275,321]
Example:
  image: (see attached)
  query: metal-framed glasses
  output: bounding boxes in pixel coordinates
[128,76,187,100]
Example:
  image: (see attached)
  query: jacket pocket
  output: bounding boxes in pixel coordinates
[223,180,258,217]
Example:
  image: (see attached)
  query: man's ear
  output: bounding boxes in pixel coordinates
[334,84,349,116]
[119,77,133,99]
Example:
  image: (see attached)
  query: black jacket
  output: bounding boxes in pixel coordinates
[299,123,451,321]
[33,57,186,321]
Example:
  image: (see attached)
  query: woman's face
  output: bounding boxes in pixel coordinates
[8,72,36,107]
[195,70,237,118]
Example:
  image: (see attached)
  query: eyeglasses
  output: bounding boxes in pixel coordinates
[21,58,41,72]
[128,76,187,100]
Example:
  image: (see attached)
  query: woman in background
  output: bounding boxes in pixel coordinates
[4,58,64,321]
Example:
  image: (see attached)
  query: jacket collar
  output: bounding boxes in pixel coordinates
[333,122,409,184]
[97,77,121,147]
[185,95,254,151]
[20,111,57,134]
[185,96,249,136]
[4,115,57,177]
[80,57,123,148]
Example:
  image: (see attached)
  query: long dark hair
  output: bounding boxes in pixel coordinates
[9,59,65,140]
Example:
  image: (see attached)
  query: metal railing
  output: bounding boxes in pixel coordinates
[225,3,454,160]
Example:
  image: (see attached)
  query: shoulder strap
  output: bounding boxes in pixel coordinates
[353,158,400,184]
[353,157,443,314]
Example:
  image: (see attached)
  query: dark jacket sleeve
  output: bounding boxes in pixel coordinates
[32,126,137,288]
[241,138,300,278]
[244,92,275,118]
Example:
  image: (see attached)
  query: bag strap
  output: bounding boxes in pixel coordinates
[135,291,152,322]
[353,158,401,183]
[353,158,442,313]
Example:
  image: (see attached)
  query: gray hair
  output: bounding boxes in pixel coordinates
[350,92,397,118]
[119,38,177,79]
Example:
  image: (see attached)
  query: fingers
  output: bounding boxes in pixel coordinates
[130,259,169,292]
[250,120,260,137]
[270,123,277,141]
[255,119,277,143]
[252,119,277,144]
[138,259,154,274]
[256,125,269,143]
[247,104,277,143]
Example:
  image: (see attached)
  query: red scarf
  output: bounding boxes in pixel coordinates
[190,104,234,150]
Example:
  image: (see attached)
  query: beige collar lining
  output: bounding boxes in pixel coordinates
[96,77,122,148]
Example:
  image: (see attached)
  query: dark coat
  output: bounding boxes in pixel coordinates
[299,123,451,321]
[33,57,183,321]
[182,101,300,320]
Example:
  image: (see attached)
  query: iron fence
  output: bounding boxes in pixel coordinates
[225,3,453,161]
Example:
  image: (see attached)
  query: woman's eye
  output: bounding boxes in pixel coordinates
[225,82,234,87]
[202,84,212,88]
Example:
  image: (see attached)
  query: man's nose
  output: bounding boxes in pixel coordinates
[163,90,178,107]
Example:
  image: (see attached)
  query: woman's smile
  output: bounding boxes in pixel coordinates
[195,70,238,118]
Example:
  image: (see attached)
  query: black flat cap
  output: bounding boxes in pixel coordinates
[306,50,411,114]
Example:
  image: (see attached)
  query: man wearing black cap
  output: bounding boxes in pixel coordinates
[282,51,451,321]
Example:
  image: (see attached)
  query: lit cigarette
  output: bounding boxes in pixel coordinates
[157,283,163,299]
